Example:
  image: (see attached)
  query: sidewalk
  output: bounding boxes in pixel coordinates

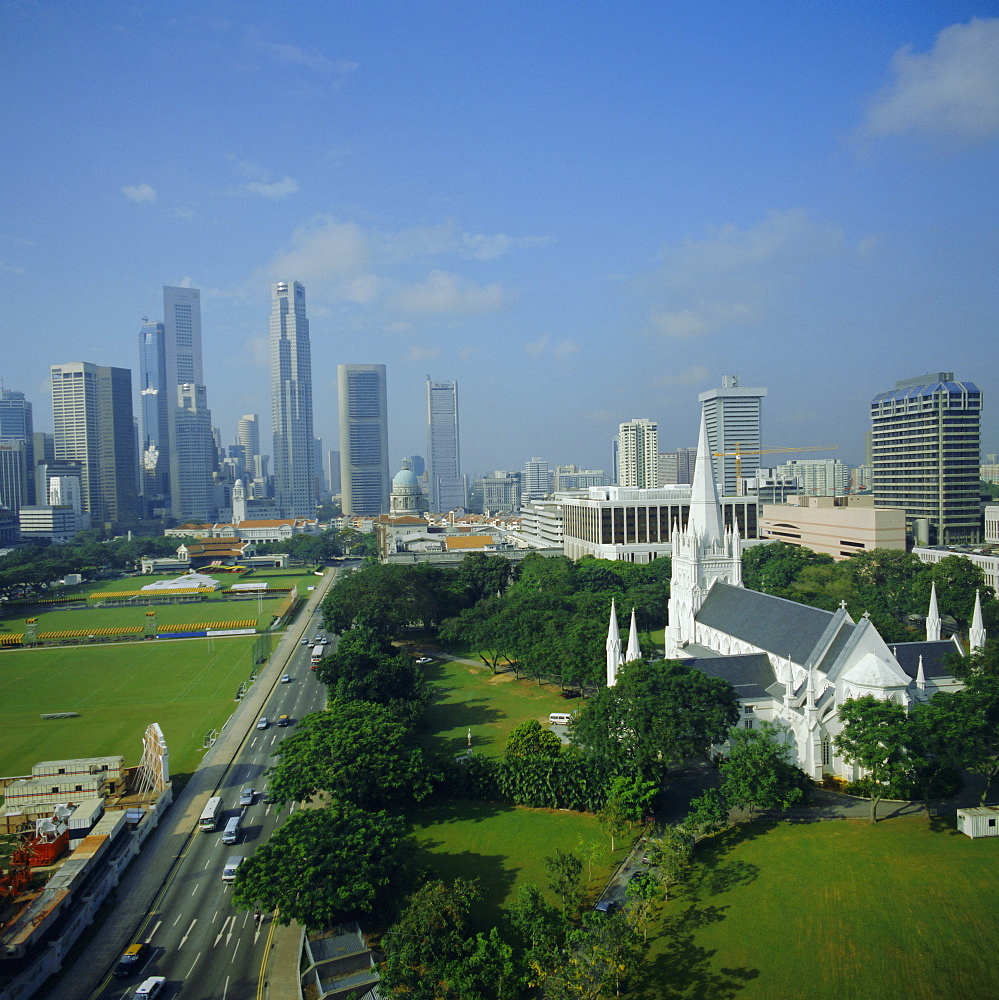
[44,569,337,1000]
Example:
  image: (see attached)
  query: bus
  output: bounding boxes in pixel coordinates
[199,796,223,832]
[311,645,325,669]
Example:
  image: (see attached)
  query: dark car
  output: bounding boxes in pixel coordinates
[594,898,620,915]
[113,943,148,977]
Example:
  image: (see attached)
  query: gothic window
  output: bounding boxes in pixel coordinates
[822,739,831,767]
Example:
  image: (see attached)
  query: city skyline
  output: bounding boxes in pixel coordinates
[2,4,997,471]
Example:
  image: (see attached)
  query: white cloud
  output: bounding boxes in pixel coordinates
[655,366,711,387]
[553,339,579,360]
[524,335,579,361]
[245,176,299,199]
[407,345,441,361]
[646,209,846,339]
[265,215,371,284]
[860,18,999,141]
[392,270,507,315]
[121,183,156,203]
[383,223,553,262]
[525,335,549,357]
[460,232,555,260]
[244,31,333,72]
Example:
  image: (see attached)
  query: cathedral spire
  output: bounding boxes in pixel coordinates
[926,582,941,642]
[916,655,925,693]
[626,608,641,664]
[970,590,987,653]
[688,408,723,542]
[606,599,622,687]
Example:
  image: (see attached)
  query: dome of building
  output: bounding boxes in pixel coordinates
[393,467,418,489]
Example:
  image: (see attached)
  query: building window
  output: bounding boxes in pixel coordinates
[743,719,753,729]
[744,705,754,714]
[822,739,831,767]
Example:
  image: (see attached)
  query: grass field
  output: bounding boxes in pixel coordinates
[0,637,262,781]
[419,657,576,759]
[409,800,625,926]
[631,814,999,1000]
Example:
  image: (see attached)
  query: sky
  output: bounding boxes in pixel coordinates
[2,1,998,477]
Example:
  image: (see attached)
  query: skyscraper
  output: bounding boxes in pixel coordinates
[870,372,982,545]
[0,389,34,512]
[270,281,316,517]
[427,378,465,512]
[237,414,262,480]
[522,457,550,500]
[50,362,137,530]
[337,364,389,516]
[616,418,659,488]
[699,375,767,496]
[138,319,169,514]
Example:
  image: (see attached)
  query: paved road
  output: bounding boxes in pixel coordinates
[43,566,342,1000]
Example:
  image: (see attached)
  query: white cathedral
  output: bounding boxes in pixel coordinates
[607,411,984,781]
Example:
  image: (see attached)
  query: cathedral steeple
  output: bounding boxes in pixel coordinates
[606,598,622,687]
[926,582,941,642]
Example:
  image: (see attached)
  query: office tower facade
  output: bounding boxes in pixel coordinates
[50,362,137,530]
[138,319,170,514]
[699,375,767,496]
[270,281,316,517]
[616,418,659,488]
[0,389,34,512]
[552,465,608,491]
[427,378,465,512]
[870,372,982,545]
[326,450,341,495]
[522,457,551,500]
[237,413,263,482]
[337,364,390,516]
[774,459,851,497]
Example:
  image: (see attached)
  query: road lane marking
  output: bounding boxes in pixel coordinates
[222,975,230,1000]
[179,918,197,947]
[186,954,200,978]
[214,916,233,946]
[173,913,184,926]
[146,920,161,942]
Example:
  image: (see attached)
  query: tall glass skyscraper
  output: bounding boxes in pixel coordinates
[337,364,389,516]
[427,378,465,512]
[138,320,169,514]
[870,372,981,545]
[0,389,34,512]
[270,281,315,517]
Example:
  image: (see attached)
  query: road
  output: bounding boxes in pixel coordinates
[89,605,335,1000]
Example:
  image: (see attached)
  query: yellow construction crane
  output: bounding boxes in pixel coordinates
[712,443,840,490]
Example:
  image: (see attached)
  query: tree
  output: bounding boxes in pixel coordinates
[742,541,827,596]
[545,849,585,916]
[643,824,693,897]
[834,696,911,823]
[684,787,729,835]
[912,555,989,631]
[718,720,809,818]
[505,719,563,759]
[447,927,524,1000]
[543,911,642,1000]
[266,700,431,809]
[597,795,634,853]
[848,549,928,631]
[507,884,567,989]
[380,879,482,1000]
[231,802,411,928]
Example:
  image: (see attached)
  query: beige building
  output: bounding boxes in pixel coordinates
[759,495,905,560]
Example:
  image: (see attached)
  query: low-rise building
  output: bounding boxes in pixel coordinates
[759,495,905,560]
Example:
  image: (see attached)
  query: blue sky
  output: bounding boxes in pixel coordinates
[2,1,998,475]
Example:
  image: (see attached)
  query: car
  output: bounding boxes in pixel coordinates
[113,942,148,977]
[416,656,433,664]
[561,689,581,699]
[239,787,255,806]
[256,717,269,730]
[593,898,620,915]
[320,637,330,644]
[300,638,309,645]
[281,673,292,683]
[133,977,166,999]
[277,714,291,727]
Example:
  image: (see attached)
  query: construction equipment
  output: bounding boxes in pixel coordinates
[712,444,840,492]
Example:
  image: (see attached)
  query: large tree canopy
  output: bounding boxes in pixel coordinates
[266,700,431,809]
[231,802,412,928]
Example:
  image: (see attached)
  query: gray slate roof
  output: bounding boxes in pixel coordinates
[696,582,848,665]
[892,639,962,680]
[686,652,777,701]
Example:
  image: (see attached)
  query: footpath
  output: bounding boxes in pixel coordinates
[45,569,337,1000]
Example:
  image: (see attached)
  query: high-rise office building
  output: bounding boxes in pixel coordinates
[616,418,659,488]
[337,364,389,516]
[172,382,215,523]
[870,372,982,544]
[50,362,137,530]
[270,281,316,517]
[0,389,34,512]
[522,457,551,500]
[774,459,851,497]
[427,378,465,512]
[237,414,262,480]
[699,375,767,496]
[138,319,169,514]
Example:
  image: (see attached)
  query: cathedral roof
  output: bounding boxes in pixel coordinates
[891,639,963,680]
[696,582,847,666]
[685,652,777,701]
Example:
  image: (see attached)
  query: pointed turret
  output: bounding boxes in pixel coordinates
[916,655,925,693]
[688,409,724,542]
[970,590,987,653]
[625,608,641,663]
[926,582,941,642]
[606,599,622,687]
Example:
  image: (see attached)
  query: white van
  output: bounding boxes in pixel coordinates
[134,977,166,998]
[222,855,243,883]
[549,713,573,726]
[221,812,242,845]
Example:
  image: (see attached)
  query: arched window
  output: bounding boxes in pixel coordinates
[821,738,831,768]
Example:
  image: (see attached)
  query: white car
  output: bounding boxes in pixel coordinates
[134,977,166,999]
[256,717,269,730]
[239,787,255,806]
[416,656,433,664]
[281,673,292,683]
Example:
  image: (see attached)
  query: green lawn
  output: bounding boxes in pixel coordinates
[0,637,261,781]
[419,657,576,759]
[409,799,626,927]
[633,815,999,1000]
